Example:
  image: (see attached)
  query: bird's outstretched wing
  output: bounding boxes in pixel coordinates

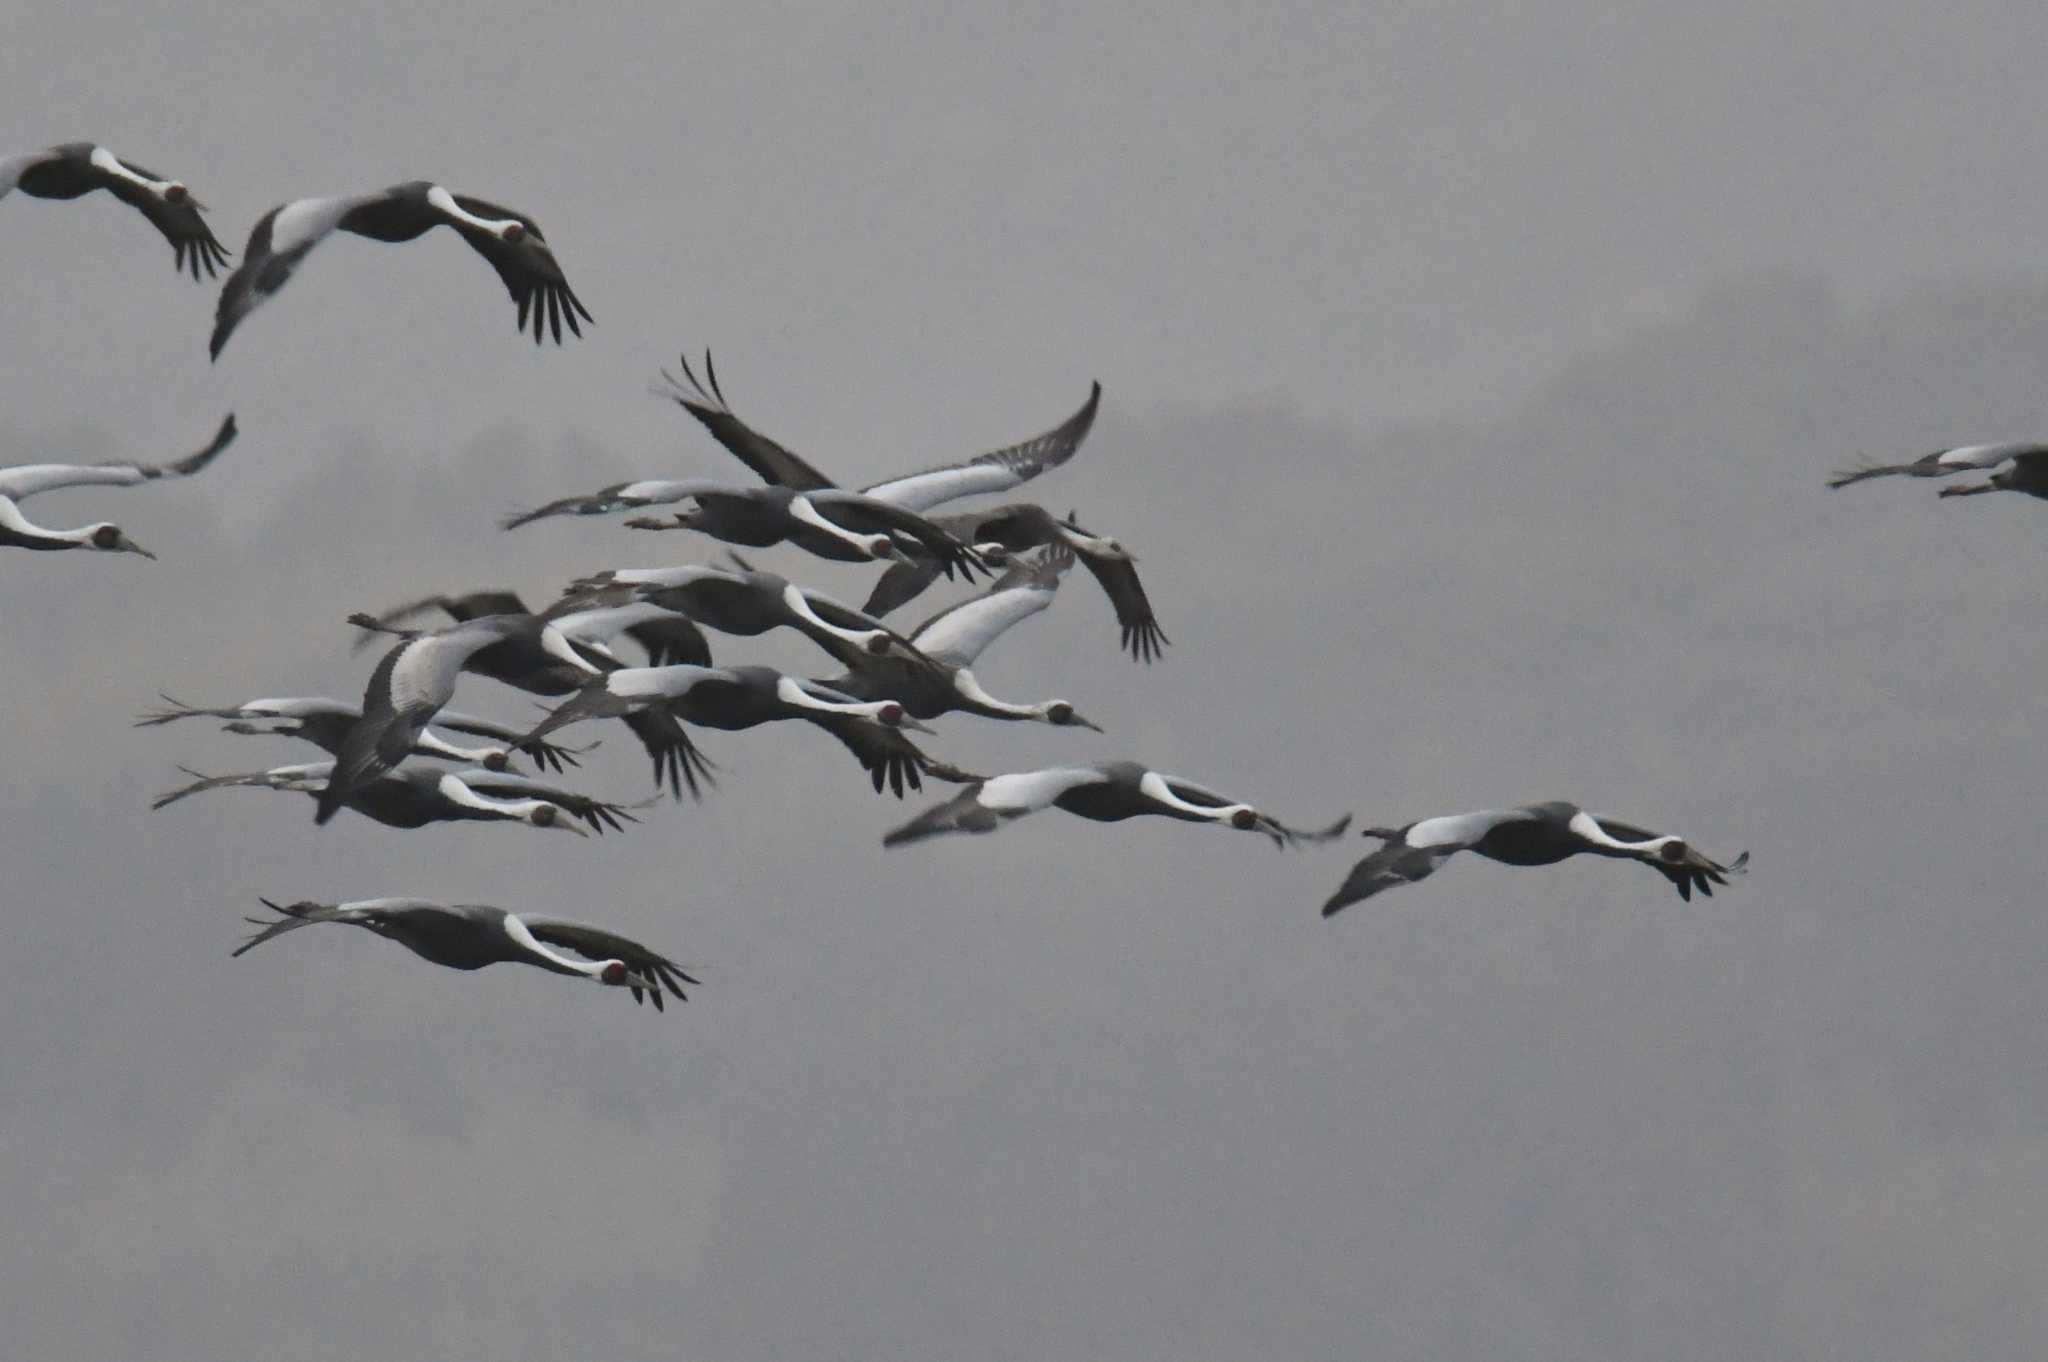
[1826,444,2032,489]
[659,351,838,491]
[0,413,235,501]
[500,479,720,531]
[1062,524,1167,662]
[1322,837,1455,916]
[881,782,1002,846]
[101,164,232,279]
[858,382,1102,512]
[448,194,593,344]
[905,552,1069,669]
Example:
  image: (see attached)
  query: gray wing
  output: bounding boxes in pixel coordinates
[858,382,1102,512]
[907,553,1069,667]
[1322,841,1457,916]
[659,351,838,491]
[0,413,235,501]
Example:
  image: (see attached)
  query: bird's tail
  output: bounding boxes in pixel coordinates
[881,787,998,847]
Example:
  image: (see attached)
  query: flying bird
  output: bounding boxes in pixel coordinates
[156,761,637,834]
[819,552,1103,730]
[1320,801,1749,917]
[864,503,1166,661]
[0,413,235,559]
[347,603,714,800]
[883,760,1350,848]
[232,897,694,1011]
[518,663,961,796]
[1828,443,2048,499]
[561,557,931,666]
[318,614,595,824]
[661,351,1101,513]
[134,694,587,773]
[209,181,591,359]
[505,478,988,581]
[2,142,230,278]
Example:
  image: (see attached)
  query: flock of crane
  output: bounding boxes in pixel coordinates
[23,137,2037,1011]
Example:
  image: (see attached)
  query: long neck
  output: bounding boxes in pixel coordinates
[787,494,882,557]
[773,675,893,720]
[434,773,543,823]
[781,584,881,649]
[413,727,502,765]
[950,668,1048,721]
[0,496,94,548]
[88,145,168,195]
[1564,810,1668,860]
[1137,770,1246,826]
[499,913,605,980]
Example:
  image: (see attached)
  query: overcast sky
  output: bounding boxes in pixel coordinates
[6,4,2048,1359]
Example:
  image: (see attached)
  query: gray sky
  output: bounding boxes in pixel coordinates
[5,5,2048,1359]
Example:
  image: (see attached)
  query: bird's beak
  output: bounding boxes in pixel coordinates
[117,534,157,560]
[898,715,938,735]
[553,819,590,837]
[1073,713,1105,733]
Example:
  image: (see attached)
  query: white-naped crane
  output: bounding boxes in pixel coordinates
[155,761,638,835]
[354,588,712,669]
[232,897,694,1011]
[863,503,1166,662]
[661,350,1101,514]
[518,662,969,797]
[1320,801,1749,917]
[3,142,231,279]
[318,614,597,825]
[0,413,235,559]
[208,181,591,359]
[134,694,588,774]
[503,478,988,581]
[883,759,1350,848]
[816,551,1104,731]
[1829,443,2048,499]
[562,555,933,667]
[346,602,715,801]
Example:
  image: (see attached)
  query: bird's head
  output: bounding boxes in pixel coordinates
[161,181,200,208]
[874,702,936,735]
[499,220,527,244]
[479,749,513,772]
[597,959,657,994]
[88,523,155,559]
[1041,700,1103,732]
[526,802,587,836]
[864,534,899,561]
[1653,837,1690,864]
[861,630,894,656]
[973,541,1012,565]
[1228,806,1262,832]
